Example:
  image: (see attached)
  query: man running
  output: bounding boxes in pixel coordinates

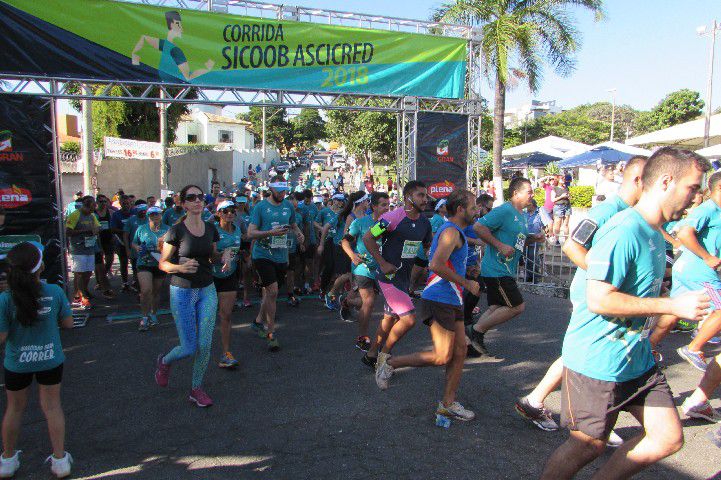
[377,190,480,421]
[247,177,304,351]
[540,147,712,480]
[466,177,533,357]
[515,156,647,433]
[362,181,432,388]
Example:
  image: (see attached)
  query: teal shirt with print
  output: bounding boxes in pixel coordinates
[250,199,297,264]
[213,223,242,278]
[317,207,339,244]
[300,202,319,245]
[348,215,379,279]
[162,207,184,227]
[478,202,528,277]
[133,223,169,268]
[672,199,721,285]
[562,208,664,382]
[0,284,70,373]
[124,215,149,259]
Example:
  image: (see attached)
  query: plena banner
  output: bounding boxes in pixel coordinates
[0,0,467,99]
[416,112,468,199]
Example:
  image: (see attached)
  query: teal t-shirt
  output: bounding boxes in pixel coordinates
[478,202,528,278]
[348,215,379,279]
[300,202,319,245]
[287,209,305,253]
[0,283,70,373]
[162,207,184,227]
[672,199,721,285]
[562,208,664,382]
[430,214,445,234]
[133,223,169,267]
[213,223,242,278]
[663,221,678,251]
[250,199,297,264]
[317,207,339,244]
[124,215,148,259]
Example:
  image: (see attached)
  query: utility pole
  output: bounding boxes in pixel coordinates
[81,84,93,195]
[607,88,617,142]
[262,105,267,174]
[699,20,719,148]
[158,89,168,188]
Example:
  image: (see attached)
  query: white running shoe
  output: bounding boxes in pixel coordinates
[47,452,72,479]
[0,451,20,478]
[375,361,393,390]
[375,351,390,373]
[606,430,624,447]
[437,401,475,421]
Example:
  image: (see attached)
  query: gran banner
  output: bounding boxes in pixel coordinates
[0,96,64,285]
[416,112,468,199]
[0,0,467,99]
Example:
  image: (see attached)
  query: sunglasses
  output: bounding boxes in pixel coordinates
[184,193,204,202]
[221,208,236,214]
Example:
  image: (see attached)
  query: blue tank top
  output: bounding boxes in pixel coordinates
[422,221,468,306]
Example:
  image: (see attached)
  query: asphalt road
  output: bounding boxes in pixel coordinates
[5,273,721,479]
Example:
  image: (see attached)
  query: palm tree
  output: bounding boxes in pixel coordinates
[433,0,604,200]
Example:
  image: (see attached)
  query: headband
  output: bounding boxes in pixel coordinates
[28,241,44,273]
[269,182,288,189]
[332,194,346,201]
[354,194,369,205]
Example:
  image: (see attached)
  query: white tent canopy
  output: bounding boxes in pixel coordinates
[502,135,590,159]
[696,143,721,158]
[594,141,651,156]
[625,114,721,149]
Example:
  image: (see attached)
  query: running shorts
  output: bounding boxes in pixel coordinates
[483,276,524,308]
[137,265,166,279]
[560,366,674,440]
[71,254,94,273]
[213,271,239,293]
[418,299,463,332]
[5,364,64,391]
[354,274,378,292]
[253,258,287,287]
[334,245,351,276]
[378,280,415,318]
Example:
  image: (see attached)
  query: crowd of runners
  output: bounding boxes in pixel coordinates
[0,146,720,478]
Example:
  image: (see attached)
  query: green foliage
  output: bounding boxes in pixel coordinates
[169,143,215,153]
[633,89,704,134]
[238,106,294,152]
[533,188,545,206]
[60,141,80,154]
[325,99,396,167]
[569,186,594,208]
[544,162,561,176]
[291,108,326,148]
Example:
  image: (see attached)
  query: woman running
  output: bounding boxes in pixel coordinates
[213,200,242,369]
[334,191,370,320]
[234,196,253,308]
[155,185,231,407]
[132,206,169,331]
[0,242,74,478]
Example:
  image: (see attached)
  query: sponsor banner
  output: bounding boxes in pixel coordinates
[104,136,163,160]
[0,96,64,285]
[0,0,467,99]
[416,112,468,199]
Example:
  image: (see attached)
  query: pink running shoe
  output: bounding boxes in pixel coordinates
[189,388,213,407]
[154,354,170,387]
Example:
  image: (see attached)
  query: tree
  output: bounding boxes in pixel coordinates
[291,108,326,148]
[505,109,610,146]
[237,105,294,152]
[325,100,396,169]
[433,0,603,200]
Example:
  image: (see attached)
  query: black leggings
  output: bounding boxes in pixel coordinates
[463,274,485,325]
[115,242,129,283]
[320,241,335,292]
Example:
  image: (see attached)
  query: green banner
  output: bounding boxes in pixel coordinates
[0,0,467,98]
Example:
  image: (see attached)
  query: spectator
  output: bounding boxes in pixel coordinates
[551,176,571,245]
[523,200,548,283]
[539,175,556,217]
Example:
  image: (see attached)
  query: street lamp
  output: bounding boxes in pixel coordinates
[607,88,617,142]
[698,20,721,148]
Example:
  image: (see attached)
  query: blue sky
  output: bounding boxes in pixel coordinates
[306,0,721,111]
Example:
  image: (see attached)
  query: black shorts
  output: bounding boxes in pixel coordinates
[414,256,429,268]
[483,276,524,308]
[253,258,287,287]
[5,363,64,391]
[137,265,166,279]
[288,252,301,272]
[354,274,378,292]
[334,246,352,276]
[560,367,674,440]
[418,299,463,332]
[214,272,239,293]
[304,243,317,260]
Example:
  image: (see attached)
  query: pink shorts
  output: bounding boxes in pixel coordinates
[378,281,415,318]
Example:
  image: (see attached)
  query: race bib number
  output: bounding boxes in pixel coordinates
[640,316,658,339]
[271,234,288,249]
[401,240,422,259]
[514,233,526,252]
[99,221,109,231]
[84,236,97,248]
[230,244,241,259]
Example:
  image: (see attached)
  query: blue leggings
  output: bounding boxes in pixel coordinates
[163,284,218,389]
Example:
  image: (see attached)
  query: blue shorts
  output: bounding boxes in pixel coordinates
[553,204,572,218]
[671,276,721,312]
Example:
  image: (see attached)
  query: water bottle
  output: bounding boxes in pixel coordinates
[435,414,451,429]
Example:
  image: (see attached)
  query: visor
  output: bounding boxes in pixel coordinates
[147,206,163,215]
[269,182,289,192]
[217,200,235,211]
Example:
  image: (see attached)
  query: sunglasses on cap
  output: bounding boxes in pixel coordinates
[184,193,205,202]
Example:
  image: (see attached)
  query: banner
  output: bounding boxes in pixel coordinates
[0,96,64,285]
[104,137,162,160]
[416,112,468,199]
[0,0,467,99]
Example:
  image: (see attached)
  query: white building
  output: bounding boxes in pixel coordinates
[175,105,255,150]
[504,100,562,129]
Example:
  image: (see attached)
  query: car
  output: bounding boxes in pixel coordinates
[332,158,347,170]
[275,161,291,173]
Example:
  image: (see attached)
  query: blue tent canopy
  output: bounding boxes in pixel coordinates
[502,152,561,170]
[557,146,634,168]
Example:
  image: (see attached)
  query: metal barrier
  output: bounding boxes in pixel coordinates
[516,239,575,298]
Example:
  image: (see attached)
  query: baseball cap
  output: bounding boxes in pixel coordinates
[217,200,235,211]
[147,206,163,215]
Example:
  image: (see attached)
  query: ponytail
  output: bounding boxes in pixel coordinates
[6,242,42,327]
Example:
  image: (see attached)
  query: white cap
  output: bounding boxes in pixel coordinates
[217,200,235,211]
[434,198,447,211]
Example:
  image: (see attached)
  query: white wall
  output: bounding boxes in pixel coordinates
[205,123,251,150]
